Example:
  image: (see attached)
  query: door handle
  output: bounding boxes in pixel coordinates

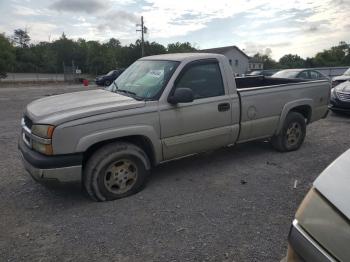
[218,103,230,112]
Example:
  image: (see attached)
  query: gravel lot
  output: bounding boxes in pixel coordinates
[0,84,349,262]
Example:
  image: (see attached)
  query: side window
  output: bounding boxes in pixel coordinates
[310,71,322,79]
[297,71,309,79]
[175,62,225,99]
[235,59,239,66]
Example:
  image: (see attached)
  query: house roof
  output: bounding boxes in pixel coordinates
[199,45,249,59]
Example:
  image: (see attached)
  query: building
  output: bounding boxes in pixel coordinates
[200,45,250,75]
[248,57,264,71]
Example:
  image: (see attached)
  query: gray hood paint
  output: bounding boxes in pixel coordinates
[26,89,145,125]
[314,149,350,219]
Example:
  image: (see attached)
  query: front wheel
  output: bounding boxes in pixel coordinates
[83,142,150,201]
[271,112,306,152]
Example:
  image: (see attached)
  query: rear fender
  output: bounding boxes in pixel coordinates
[276,99,313,135]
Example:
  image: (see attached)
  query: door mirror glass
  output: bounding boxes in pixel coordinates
[168,88,194,104]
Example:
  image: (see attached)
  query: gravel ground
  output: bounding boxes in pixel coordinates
[0,84,349,262]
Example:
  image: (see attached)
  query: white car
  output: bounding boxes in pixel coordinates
[332,68,350,87]
[286,149,350,261]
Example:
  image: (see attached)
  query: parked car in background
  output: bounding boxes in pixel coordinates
[95,69,125,86]
[272,69,328,80]
[332,68,350,87]
[247,69,279,77]
[330,80,350,113]
[286,149,350,262]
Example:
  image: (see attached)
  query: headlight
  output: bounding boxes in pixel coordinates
[331,88,337,99]
[296,188,350,261]
[30,124,54,155]
[31,124,55,139]
[32,140,53,155]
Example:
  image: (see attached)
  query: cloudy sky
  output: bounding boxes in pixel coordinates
[0,0,349,59]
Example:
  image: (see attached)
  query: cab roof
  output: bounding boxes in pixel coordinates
[139,53,226,62]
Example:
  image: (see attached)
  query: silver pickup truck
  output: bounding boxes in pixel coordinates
[19,53,330,201]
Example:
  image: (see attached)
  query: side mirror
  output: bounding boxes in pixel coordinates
[168,88,194,104]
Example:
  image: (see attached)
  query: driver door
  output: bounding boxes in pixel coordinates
[159,59,232,160]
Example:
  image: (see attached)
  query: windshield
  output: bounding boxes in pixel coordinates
[106,70,115,76]
[249,71,262,76]
[272,70,299,78]
[109,60,179,100]
[343,68,350,76]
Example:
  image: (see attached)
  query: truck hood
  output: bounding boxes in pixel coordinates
[314,149,350,219]
[25,89,145,125]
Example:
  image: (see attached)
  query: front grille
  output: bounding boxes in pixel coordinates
[337,92,350,102]
[23,115,33,129]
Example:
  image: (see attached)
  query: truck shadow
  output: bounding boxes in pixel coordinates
[40,181,91,203]
[32,140,275,203]
[149,140,274,185]
[330,110,350,119]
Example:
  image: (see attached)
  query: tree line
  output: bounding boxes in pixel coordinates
[0,29,196,78]
[0,28,350,78]
[253,41,350,70]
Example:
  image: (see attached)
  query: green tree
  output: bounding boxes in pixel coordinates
[167,42,196,53]
[279,54,305,68]
[313,41,350,67]
[252,53,279,69]
[12,28,30,48]
[51,33,79,69]
[85,40,105,75]
[0,34,15,78]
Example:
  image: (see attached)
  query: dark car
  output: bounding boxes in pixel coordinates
[247,69,279,77]
[272,69,328,80]
[329,80,350,113]
[95,69,125,86]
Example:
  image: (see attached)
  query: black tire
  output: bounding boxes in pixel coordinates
[271,112,306,152]
[104,80,111,86]
[83,142,150,201]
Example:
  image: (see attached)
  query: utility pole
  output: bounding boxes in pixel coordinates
[136,16,147,57]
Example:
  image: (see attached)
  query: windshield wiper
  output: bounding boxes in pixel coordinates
[115,88,144,100]
[116,89,137,96]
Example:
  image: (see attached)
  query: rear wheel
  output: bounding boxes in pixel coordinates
[83,142,150,201]
[104,80,111,86]
[271,112,306,152]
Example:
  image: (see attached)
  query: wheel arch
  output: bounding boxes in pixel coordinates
[77,126,162,167]
[276,99,313,135]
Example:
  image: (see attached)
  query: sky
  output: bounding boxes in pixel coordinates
[0,0,349,59]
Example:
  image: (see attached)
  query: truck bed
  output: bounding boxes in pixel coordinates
[235,76,307,89]
[235,76,330,143]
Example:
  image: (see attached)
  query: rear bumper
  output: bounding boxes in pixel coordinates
[18,139,83,184]
[287,219,335,262]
